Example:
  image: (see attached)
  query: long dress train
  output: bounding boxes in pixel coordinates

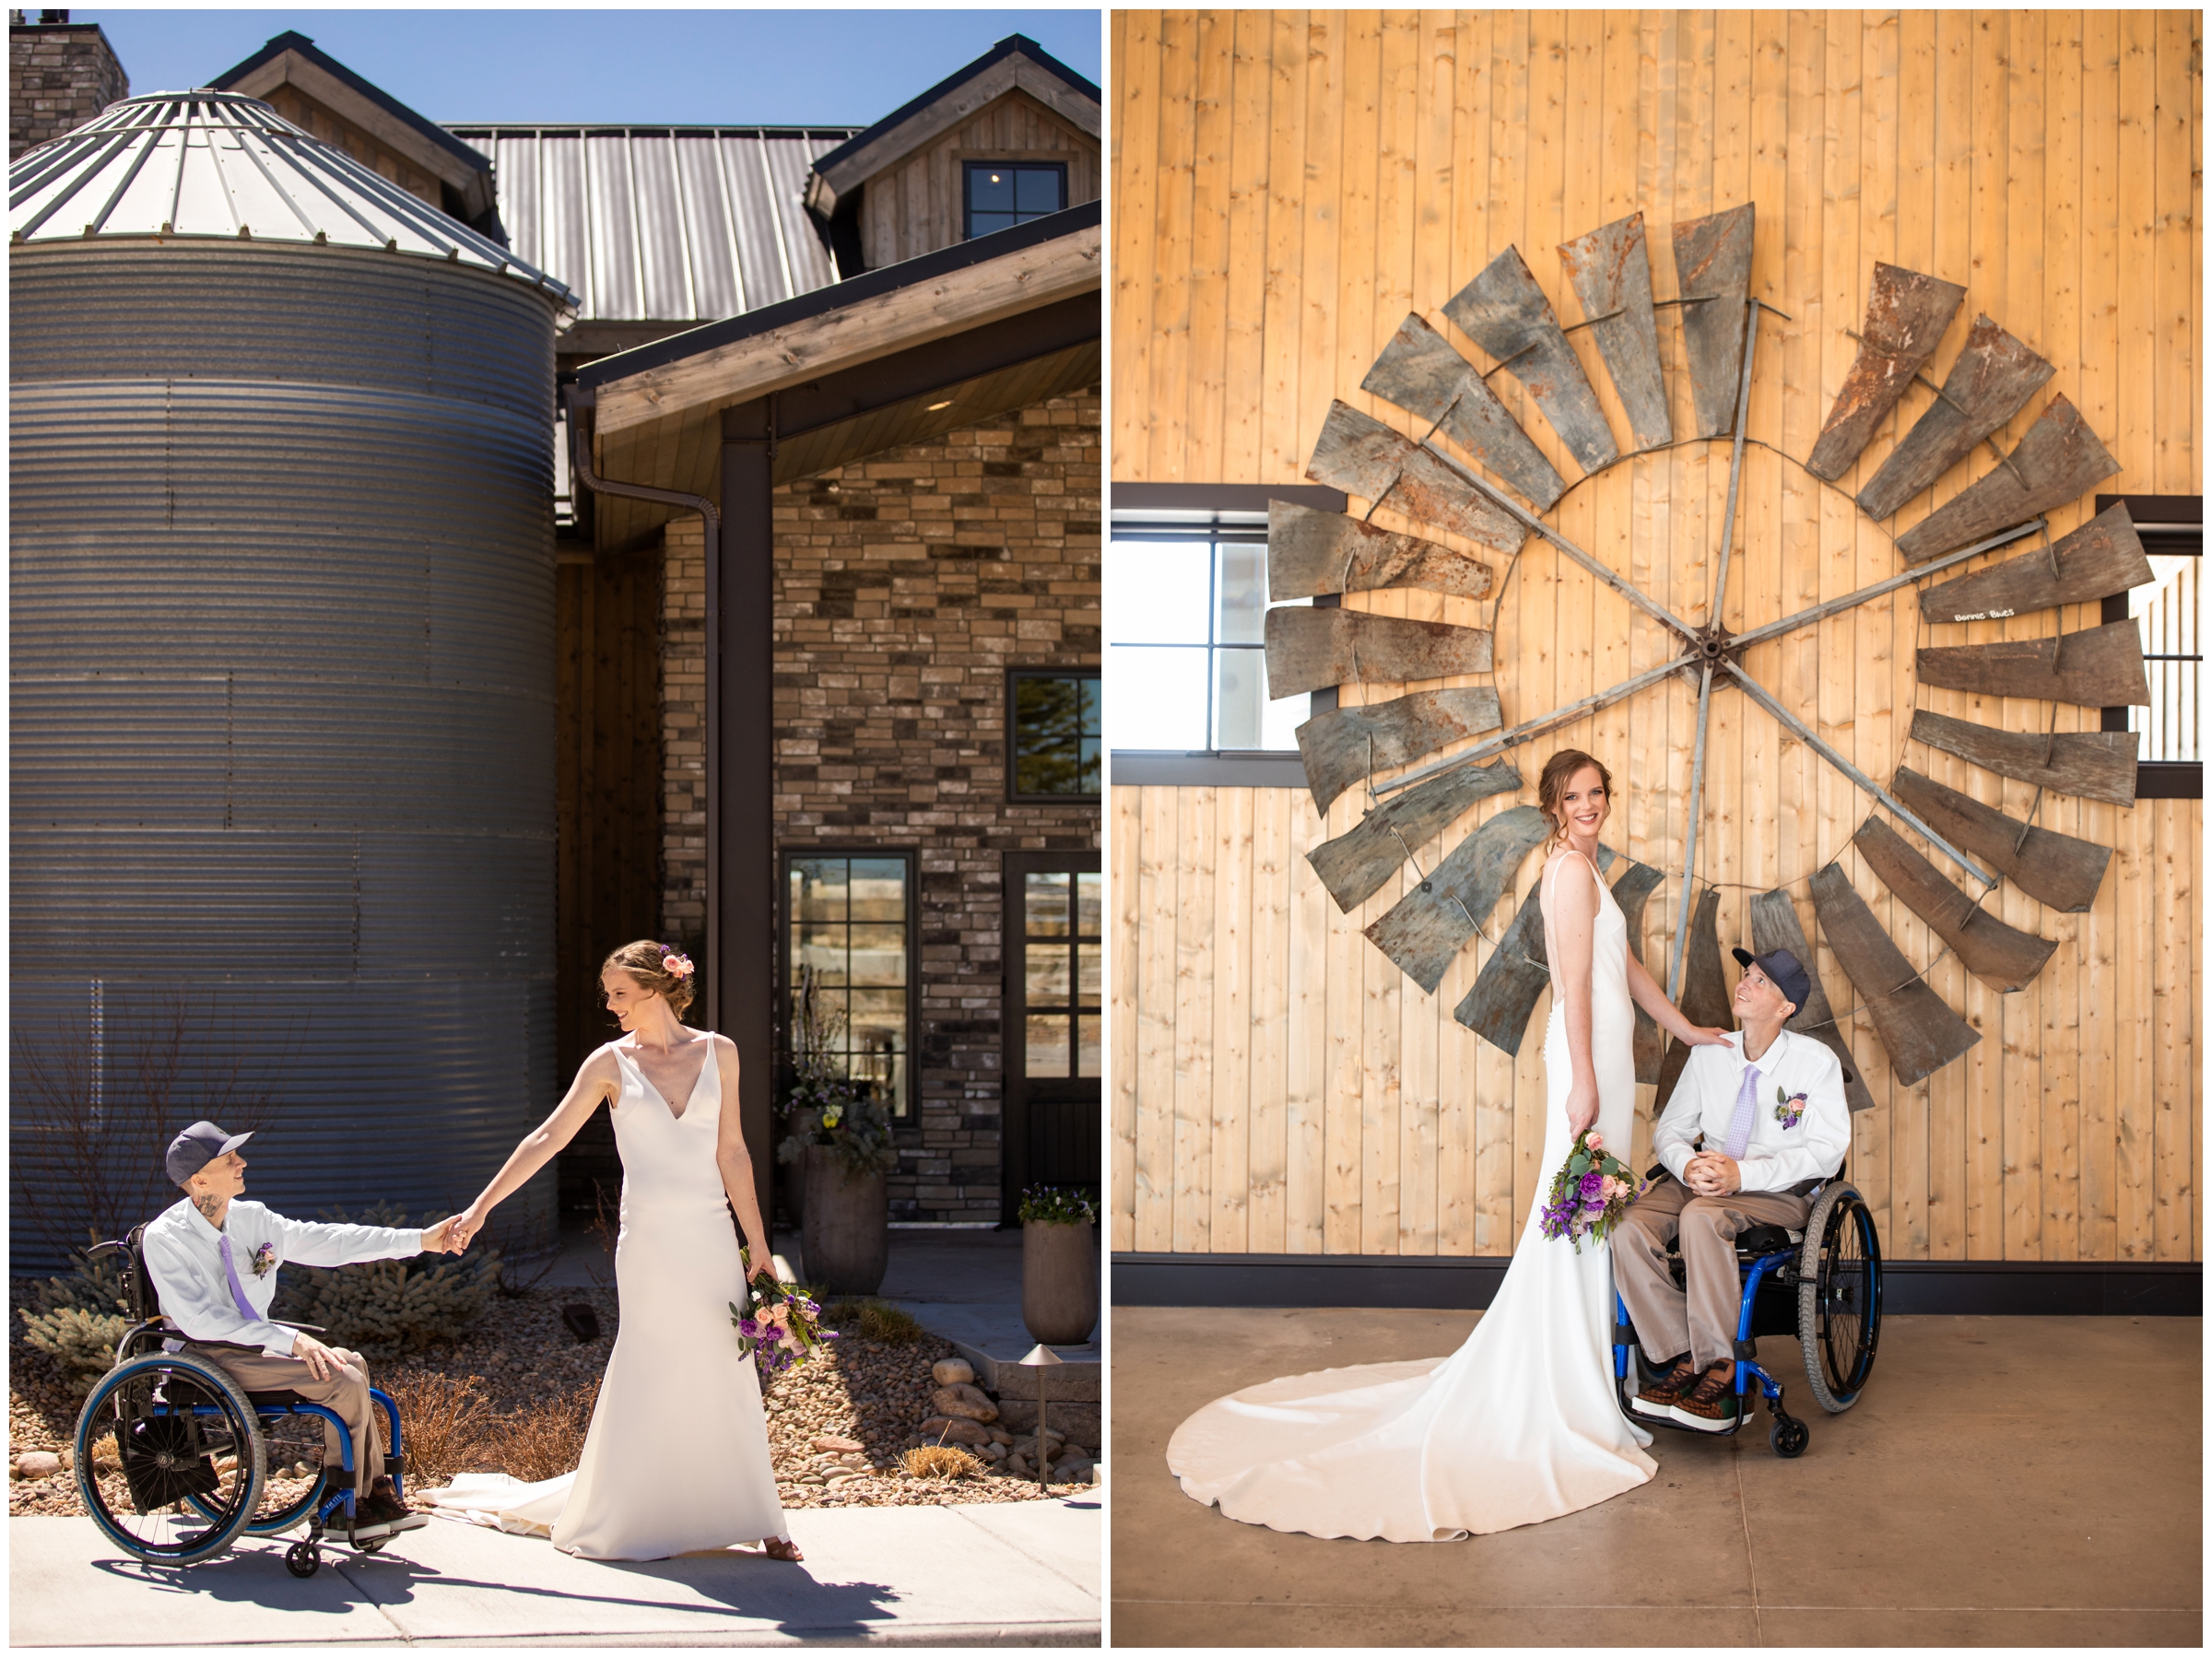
[423,1037,787,1560]
[1165,850,1655,1540]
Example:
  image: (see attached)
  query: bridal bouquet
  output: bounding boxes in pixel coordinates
[730,1251,836,1383]
[1537,1129,1638,1253]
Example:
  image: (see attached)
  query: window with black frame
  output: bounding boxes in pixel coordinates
[963,161,1065,239]
[1106,522,1310,753]
[1008,669,1100,801]
[1003,852,1101,1210]
[783,853,912,1116]
[2098,495,2202,797]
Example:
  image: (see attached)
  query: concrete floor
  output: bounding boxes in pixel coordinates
[1111,1307,2202,1647]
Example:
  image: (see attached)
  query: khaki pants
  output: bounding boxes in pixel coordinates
[189,1343,385,1489]
[1615,1177,1810,1372]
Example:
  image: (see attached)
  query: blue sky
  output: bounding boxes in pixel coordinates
[78,9,1102,126]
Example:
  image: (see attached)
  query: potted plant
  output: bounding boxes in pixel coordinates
[1018,1186,1099,1346]
[776,986,898,1295]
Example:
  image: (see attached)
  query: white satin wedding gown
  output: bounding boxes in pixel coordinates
[425,1037,788,1560]
[1167,850,1656,1540]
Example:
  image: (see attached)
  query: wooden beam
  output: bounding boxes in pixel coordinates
[594,223,1102,437]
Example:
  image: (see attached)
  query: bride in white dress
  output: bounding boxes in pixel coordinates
[437,940,801,1562]
[1167,751,1730,1541]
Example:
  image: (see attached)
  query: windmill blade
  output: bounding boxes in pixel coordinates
[1909,710,2139,806]
[1453,883,1551,1054]
[1747,888,1877,1115]
[1892,395,2120,564]
[1295,687,1504,817]
[1558,211,1671,452]
[1267,500,1492,604]
[1918,502,2153,625]
[1857,315,2053,521]
[1853,817,2057,993]
[1806,263,1967,481]
[1670,203,1756,440]
[1652,887,1730,1113]
[1809,863,1982,1086]
[1307,762,1522,913]
[1364,805,1552,995]
[1305,399,1530,557]
[1917,618,2149,708]
[1263,607,1493,699]
[1442,246,1619,475]
[1888,766,2114,913]
[1612,861,1667,1083]
[1360,313,1567,511]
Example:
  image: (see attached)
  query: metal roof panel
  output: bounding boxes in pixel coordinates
[450,125,859,325]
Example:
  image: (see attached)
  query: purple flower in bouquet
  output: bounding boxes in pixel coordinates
[1579,1169,1606,1200]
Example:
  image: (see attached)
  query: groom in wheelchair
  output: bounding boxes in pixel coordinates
[1616,946,1851,1432]
[141,1121,464,1539]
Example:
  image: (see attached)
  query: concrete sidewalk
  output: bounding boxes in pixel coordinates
[11,1496,1100,1647]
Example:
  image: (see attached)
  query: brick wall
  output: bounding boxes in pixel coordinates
[661,387,1101,1218]
[9,22,126,159]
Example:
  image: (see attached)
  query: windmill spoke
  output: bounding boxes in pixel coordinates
[1372,650,1701,797]
[1413,435,1701,642]
[1666,663,1717,1002]
[1706,298,1765,632]
[1730,519,2046,652]
[1720,661,1996,887]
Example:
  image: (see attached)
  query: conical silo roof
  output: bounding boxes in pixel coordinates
[9,90,576,312]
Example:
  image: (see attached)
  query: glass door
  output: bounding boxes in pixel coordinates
[1003,851,1102,1219]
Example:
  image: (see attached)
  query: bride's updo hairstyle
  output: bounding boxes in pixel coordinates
[602,939,696,1015]
[1536,748,1613,846]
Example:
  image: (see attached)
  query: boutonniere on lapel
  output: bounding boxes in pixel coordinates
[249,1242,277,1277]
[1773,1087,1807,1130]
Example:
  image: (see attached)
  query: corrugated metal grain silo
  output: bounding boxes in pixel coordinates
[9,92,580,1267]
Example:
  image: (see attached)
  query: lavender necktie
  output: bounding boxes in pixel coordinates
[1723,1063,1761,1160]
[217,1234,259,1322]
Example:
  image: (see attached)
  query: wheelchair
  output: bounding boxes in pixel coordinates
[1610,1168,1883,1458]
[70,1225,410,1578]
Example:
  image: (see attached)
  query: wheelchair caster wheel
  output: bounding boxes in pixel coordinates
[285,1541,321,1578]
[355,1538,387,1555]
[1770,1416,1809,1458]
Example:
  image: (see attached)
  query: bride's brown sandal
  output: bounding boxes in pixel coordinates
[762,1536,804,1562]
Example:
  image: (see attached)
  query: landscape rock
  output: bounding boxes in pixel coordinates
[930,1383,997,1422]
[812,1435,864,1453]
[931,1357,975,1387]
[15,1452,62,1481]
[918,1415,993,1448]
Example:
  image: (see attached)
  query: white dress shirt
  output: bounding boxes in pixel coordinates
[1651,1028,1851,1196]
[141,1196,423,1357]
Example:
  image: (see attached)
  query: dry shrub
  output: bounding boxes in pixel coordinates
[488,1379,601,1483]
[903,1444,981,1481]
[824,1298,922,1346]
[382,1370,495,1489]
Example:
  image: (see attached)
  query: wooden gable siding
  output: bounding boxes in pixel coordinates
[863,88,1100,269]
[259,87,446,208]
[1110,11,2201,1265]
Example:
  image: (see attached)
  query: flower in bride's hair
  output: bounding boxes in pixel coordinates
[662,949,694,979]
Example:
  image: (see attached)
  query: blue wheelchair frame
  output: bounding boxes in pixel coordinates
[180,1385,406,1534]
[1612,1252,1800,1440]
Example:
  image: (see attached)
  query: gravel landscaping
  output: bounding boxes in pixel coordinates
[8,1279,1097,1518]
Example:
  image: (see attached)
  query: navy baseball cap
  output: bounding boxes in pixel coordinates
[1731,946,1811,1013]
[166,1121,253,1187]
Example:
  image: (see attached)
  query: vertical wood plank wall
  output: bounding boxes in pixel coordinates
[863,91,1102,269]
[1109,10,2202,1264]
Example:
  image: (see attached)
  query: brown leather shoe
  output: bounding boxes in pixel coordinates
[1631,1356,1699,1417]
[1670,1365,1743,1431]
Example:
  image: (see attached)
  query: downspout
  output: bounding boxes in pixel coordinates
[562,384,724,1030]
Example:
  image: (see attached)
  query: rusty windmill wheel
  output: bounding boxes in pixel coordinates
[1267,206,2154,1107]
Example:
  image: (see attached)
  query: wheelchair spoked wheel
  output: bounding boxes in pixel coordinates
[74,1354,265,1565]
[180,1407,330,1538]
[1796,1181,1882,1413]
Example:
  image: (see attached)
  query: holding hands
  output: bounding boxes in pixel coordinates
[421,1212,478,1254]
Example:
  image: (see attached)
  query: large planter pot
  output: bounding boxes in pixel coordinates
[800,1145,888,1296]
[1021,1219,1099,1345]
